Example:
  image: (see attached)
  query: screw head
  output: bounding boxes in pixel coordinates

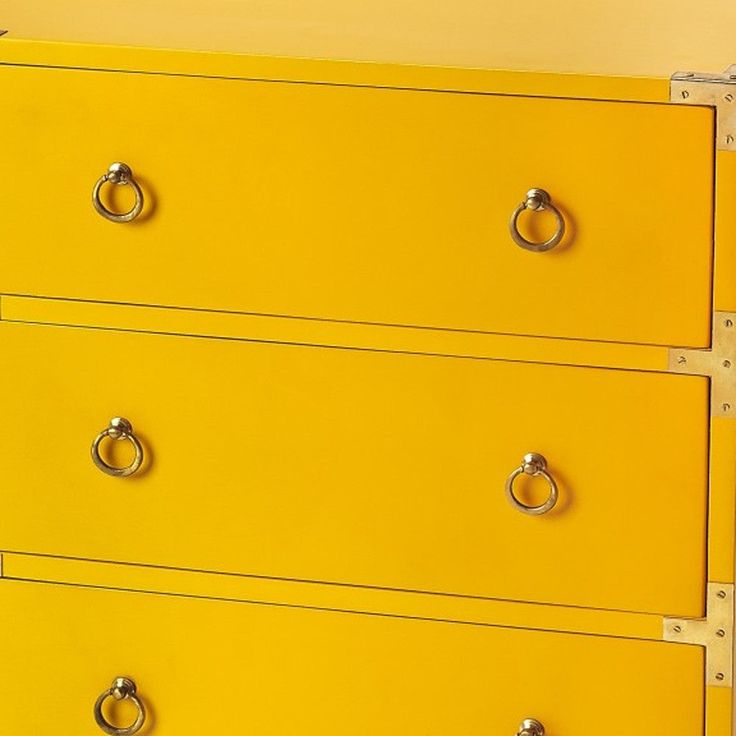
[727,134,735,145]
[726,93,735,103]
[723,403,731,412]
[673,624,682,634]
[717,629,726,638]
[718,590,727,599]
[725,319,733,328]
[677,355,687,365]
[716,672,725,681]
[723,360,731,368]
[681,90,690,99]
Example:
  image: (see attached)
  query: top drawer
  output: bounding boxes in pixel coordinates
[0,66,714,346]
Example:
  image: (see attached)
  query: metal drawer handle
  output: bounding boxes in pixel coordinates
[93,162,144,223]
[91,417,144,477]
[509,188,565,252]
[517,718,545,736]
[94,677,146,736]
[505,453,559,515]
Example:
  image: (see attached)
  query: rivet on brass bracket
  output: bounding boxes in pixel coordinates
[671,66,736,151]
[668,312,736,417]
[664,583,734,687]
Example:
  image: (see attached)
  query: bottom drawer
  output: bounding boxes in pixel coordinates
[0,580,702,735]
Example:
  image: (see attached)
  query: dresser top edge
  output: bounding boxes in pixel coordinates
[2,0,736,89]
[0,37,672,104]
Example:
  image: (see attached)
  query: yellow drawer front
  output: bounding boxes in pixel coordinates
[0,323,708,616]
[0,64,713,347]
[0,580,704,736]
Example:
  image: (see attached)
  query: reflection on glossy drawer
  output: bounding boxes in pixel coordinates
[0,323,708,615]
[0,580,704,735]
[0,64,714,346]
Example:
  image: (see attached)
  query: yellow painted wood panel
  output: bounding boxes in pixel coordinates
[709,418,736,583]
[715,151,736,312]
[0,65,714,347]
[0,322,709,615]
[2,0,735,78]
[707,686,733,736]
[0,580,705,735]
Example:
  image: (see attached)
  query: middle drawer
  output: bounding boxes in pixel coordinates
[0,322,708,616]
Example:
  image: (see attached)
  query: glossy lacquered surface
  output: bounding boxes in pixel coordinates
[0,581,705,735]
[0,65,714,346]
[0,322,709,616]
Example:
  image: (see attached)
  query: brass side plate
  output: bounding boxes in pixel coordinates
[671,66,736,151]
[664,583,734,687]
[669,312,736,417]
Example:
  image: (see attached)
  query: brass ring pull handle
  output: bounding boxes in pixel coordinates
[509,188,565,252]
[94,677,146,736]
[92,162,144,223]
[505,453,559,515]
[91,417,144,477]
[516,718,545,736]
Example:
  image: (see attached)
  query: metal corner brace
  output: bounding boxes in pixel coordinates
[671,65,736,151]
[664,583,734,687]
[669,312,736,417]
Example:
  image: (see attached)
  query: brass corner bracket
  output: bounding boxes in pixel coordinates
[664,583,734,687]
[671,65,736,151]
[668,312,736,418]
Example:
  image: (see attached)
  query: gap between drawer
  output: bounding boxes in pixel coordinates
[0,294,671,371]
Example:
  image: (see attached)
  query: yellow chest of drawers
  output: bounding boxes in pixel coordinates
[1,2,735,735]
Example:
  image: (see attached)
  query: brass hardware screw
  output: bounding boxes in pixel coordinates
[716,673,725,681]
[727,134,735,145]
[717,629,726,638]
[723,403,731,412]
[677,355,687,365]
[725,319,734,328]
[673,625,682,633]
[726,93,735,103]
[681,90,690,99]
[723,360,731,368]
[718,590,727,599]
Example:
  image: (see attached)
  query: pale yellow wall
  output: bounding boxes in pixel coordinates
[2,0,735,77]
